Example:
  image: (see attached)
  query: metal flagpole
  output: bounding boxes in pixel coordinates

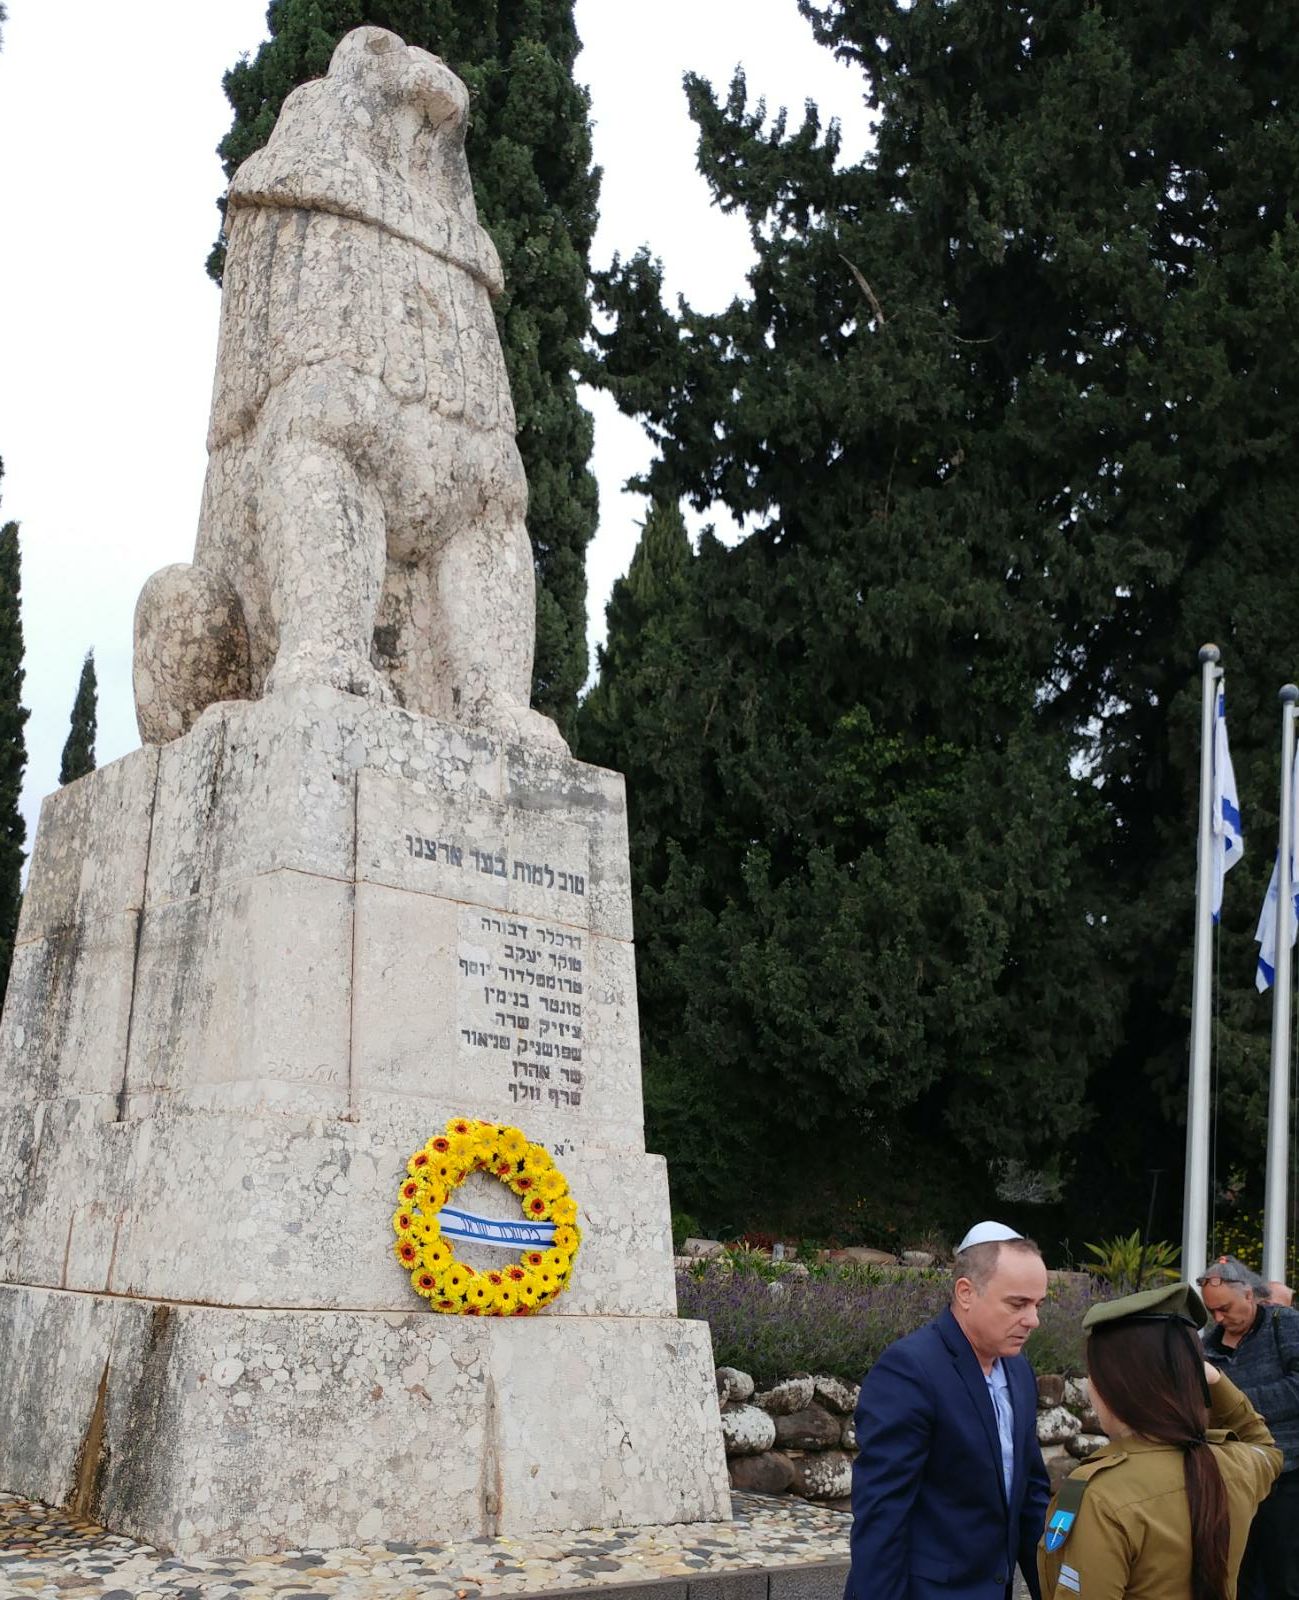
[1263,685,1299,1283]
[1183,644,1221,1285]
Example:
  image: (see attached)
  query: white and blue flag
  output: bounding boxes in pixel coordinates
[1212,686,1244,921]
[1255,746,1299,992]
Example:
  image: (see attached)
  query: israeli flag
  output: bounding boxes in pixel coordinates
[1255,747,1299,992]
[1212,687,1244,921]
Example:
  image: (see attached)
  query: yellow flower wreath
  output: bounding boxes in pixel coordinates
[392,1118,581,1315]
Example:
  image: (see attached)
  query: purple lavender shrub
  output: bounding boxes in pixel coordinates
[677,1267,1096,1384]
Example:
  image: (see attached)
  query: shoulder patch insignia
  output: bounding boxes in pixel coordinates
[1044,1507,1075,1553]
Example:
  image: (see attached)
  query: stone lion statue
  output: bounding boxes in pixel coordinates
[133,26,564,750]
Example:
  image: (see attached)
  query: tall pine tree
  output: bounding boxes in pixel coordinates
[0,461,28,1005]
[209,0,599,737]
[59,651,97,786]
[587,0,1299,1238]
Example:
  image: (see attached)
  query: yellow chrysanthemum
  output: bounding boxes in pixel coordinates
[538,1170,567,1200]
[422,1241,451,1272]
[550,1197,578,1225]
[392,1207,416,1236]
[499,1128,528,1162]
[495,1284,518,1313]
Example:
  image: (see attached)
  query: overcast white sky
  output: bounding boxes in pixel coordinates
[0,1,871,845]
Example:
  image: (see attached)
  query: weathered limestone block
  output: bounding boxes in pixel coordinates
[841,1415,857,1451]
[1064,1376,1091,1411]
[1037,1405,1082,1445]
[721,1404,777,1457]
[773,1404,842,1451]
[813,1375,860,1415]
[1068,1433,1108,1460]
[717,1367,755,1405]
[0,1284,729,1555]
[133,28,561,752]
[680,1238,726,1259]
[728,1451,795,1494]
[754,1376,815,1416]
[789,1451,853,1501]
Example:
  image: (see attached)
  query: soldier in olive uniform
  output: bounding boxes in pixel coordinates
[1038,1285,1279,1600]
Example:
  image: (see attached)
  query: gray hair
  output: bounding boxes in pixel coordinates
[952,1236,1042,1294]
[1200,1256,1266,1297]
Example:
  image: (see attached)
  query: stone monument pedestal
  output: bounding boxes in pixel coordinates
[0,688,730,1555]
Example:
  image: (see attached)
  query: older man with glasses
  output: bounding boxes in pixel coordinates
[1202,1256,1299,1597]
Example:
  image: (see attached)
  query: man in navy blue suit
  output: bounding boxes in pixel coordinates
[846,1222,1051,1600]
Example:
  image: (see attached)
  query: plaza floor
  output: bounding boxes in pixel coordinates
[0,1492,850,1600]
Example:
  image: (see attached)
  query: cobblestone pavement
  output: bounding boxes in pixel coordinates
[0,1492,850,1600]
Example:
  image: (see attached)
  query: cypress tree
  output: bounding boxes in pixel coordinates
[585,0,1299,1234]
[59,652,98,786]
[0,461,28,1004]
[209,0,599,737]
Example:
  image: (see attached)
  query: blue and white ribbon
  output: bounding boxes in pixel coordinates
[438,1204,556,1250]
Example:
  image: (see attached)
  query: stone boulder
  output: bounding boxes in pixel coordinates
[728,1451,796,1494]
[1041,1444,1076,1494]
[900,1250,936,1268]
[790,1450,853,1501]
[813,1375,861,1415]
[1037,1405,1082,1445]
[1077,1408,1103,1434]
[681,1238,727,1259]
[1064,1377,1091,1411]
[827,1247,896,1267]
[754,1376,816,1416]
[1067,1433,1108,1461]
[1036,1374,1066,1409]
[717,1367,755,1406]
[773,1404,842,1451]
[721,1404,777,1456]
[840,1415,857,1451]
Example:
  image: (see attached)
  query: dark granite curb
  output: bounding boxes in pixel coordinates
[517,1559,849,1600]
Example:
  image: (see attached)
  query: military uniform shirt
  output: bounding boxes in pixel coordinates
[1037,1374,1280,1600]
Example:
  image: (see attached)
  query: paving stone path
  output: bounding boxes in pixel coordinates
[0,1493,850,1600]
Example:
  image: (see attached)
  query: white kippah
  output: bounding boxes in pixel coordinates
[956,1220,1024,1253]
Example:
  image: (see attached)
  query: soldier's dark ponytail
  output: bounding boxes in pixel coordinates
[1087,1321,1230,1600]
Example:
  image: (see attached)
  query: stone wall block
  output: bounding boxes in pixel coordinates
[754,1376,815,1416]
[717,1367,755,1405]
[773,1404,842,1451]
[1036,1373,1066,1408]
[17,748,157,941]
[124,872,353,1106]
[0,913,139,1107]
[9,1098,129,1291]
[728,1451,795,1494]
[1037,1404,1082,1445]
[813,1375,860,1415]
[350,884,644,1147]
[1067,1433,1108,1460]
[840,1415,856,1451]
[1040,1443,1076,1494]
[106,1111,675,1316]
[721,1404,777,1456]
[789,1450,853,1501]
[0,1284,729,1555]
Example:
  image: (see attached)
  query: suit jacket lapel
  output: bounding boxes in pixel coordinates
[938,1307,1009,1512]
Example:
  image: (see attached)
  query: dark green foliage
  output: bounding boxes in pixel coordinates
[210,0,599,733]
[59,652,97,786]
[585,0,1299,1239]
[0,461,27,1004]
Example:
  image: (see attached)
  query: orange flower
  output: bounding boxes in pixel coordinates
[451,1120,471,1136]
[430,1136,451,1154]
[527,1197,548,1217]
[507,1266,525,1282]
[526,1252,544,1266]
[400,1178,420,1202]
[396,1239,419,1266]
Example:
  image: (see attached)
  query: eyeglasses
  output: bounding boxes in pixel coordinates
[1197,1274,1246,1287]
